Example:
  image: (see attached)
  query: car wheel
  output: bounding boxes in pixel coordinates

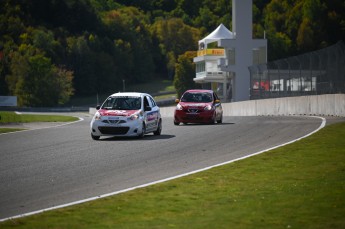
[154,119,162,135]
[174,121,180,125]
[91,133,100,140]
[209,113,216,124]
[217,115,223,124]
[138,123,146,138]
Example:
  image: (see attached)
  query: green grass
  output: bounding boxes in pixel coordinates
[0,128,26,133]
[0,112,79,133]
[0,112,79,123]
[153,93,177,101]
[1,122,345,228]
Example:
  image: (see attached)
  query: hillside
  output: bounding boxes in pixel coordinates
[0,0,344,106]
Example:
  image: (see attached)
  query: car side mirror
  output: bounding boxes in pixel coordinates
[96,105,100,110]
[144,106,152,111]
[175,99,180,103]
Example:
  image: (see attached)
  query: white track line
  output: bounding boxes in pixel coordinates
[0,116,326,222]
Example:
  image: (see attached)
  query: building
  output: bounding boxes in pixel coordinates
[193,0,267,102]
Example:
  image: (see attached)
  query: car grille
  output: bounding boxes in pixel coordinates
[183,115,203,121]
[98,126,129,135]
[102,120,126,124]
[187,108,199,113]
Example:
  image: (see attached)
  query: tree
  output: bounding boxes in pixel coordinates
[296,18,314,51]
[173,51,199,98]
[103,7,155,84]
[266,32,293,61]
[66,36,96,96]
[193,6,219,32]
[54,67,74,105]
[6,45,74,106]
[151,18,201,78]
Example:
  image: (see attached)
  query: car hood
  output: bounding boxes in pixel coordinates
[98,109,140,117]
[178,102,211,108]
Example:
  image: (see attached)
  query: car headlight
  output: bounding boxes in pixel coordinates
[204,105,213,111]
[176,104,183,110]
[94,112,102,120]
[128,111,141,121]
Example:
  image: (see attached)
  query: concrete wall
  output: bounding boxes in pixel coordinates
[221,94,345,117]
[90,94,345,117]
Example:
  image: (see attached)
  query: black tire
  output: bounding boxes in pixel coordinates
[209,113,216,124]
[174,121,180,125]
[91,133,100,140]
[138,123,146,138]
[154,119,162,135]
[217,115,223,124]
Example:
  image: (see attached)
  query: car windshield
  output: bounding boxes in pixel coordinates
[181,92,213,102]
[101,96,141,110]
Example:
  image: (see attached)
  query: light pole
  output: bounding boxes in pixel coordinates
[122,79,125,92]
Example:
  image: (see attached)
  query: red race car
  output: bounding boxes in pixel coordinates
[174,89,223,125]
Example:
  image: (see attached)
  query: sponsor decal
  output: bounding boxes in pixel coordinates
[100,109,139,117]
[180,102,210,109]
[0,96,17,106]
[147,111,158,121]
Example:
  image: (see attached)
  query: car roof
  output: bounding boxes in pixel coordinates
[183,89,214,94]
[109,92,151,97]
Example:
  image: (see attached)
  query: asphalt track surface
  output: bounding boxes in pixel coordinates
[0,115,325,220]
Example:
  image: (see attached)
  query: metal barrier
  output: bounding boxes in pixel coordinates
[249,41,345,100]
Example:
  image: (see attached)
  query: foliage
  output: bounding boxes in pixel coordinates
[150,18,201,79]
[264,0,345,60]
[0,0,344,105]
[102,7,155,84]
[174,51,200,98]
[6,45,74,107]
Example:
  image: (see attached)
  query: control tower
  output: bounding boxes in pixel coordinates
[193,0,267,102]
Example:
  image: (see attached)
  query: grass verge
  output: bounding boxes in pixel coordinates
[0,112,79,123]
[0,128,26,133]
[1,122,345,228]
[0,111,79,133]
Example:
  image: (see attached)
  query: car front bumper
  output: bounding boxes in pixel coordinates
[174,110,214,123]
[90,118,143,137]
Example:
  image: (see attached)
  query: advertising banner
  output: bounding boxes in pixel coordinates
[0,96,17,106]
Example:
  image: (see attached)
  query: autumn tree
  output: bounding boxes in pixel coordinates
[173,51,200,98]
[6,45,73,107]
[151,18,201,78]
[102,7,155,84]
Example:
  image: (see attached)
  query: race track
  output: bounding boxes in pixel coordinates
[0,115,323,220]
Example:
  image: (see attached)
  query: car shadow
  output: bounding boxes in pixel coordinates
[177,122,235,126]
[99,134,175,141]
[140,134,175,141]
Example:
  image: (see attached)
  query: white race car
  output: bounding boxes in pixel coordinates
[90,92,162,140]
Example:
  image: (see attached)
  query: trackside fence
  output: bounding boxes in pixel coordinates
[249,41,345,100]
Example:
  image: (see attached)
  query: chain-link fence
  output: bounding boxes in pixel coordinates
[249,41,345,100]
